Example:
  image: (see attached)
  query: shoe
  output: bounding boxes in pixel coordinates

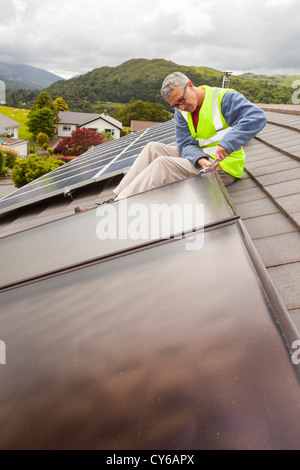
[101,197,115,204]
[74,198,115,213]
[74,204,98,213]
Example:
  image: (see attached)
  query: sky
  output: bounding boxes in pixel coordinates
[0,0,299,79]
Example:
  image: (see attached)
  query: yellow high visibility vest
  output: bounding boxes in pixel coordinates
[180,85,245,178]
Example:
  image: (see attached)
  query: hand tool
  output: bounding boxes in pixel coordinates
[199,159,219,174]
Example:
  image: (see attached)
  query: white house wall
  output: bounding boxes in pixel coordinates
[81,118,121,139]
[57,119,121,139]
[0,126,19,139]
[10,127,19,139]
[2,141,28,157]
[57,124,77,138]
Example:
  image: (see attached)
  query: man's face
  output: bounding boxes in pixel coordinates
[166,82,198,112]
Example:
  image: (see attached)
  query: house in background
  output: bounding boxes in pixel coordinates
[0,113,28,157]
[57,111,123,139]
[130,120,162,132]
[0,113,21,139]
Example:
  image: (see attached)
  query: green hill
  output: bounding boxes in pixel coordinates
[45,59,226,112]
[237,72,300,88]
[45,59,293,111]
[5,59,296,112]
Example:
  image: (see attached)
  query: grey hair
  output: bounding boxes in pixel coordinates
[160,72,190,99]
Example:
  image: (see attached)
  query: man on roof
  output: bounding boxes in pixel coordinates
[112,71,267,199]
[75,72,267,212]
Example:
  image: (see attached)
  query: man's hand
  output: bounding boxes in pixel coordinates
[197,146,229,170]
[215,145,229,161]
[197,157,214,170]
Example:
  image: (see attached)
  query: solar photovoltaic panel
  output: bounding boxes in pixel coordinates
[0,119,176,215]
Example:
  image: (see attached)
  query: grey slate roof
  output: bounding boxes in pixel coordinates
[227,104,300,333]
[58,111,122,130]
[0,113,21,134]
[131,120,162,132]
[0,137,27,146]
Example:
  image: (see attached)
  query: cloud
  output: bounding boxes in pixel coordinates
[0,0,299,78]
[12,0,28,13]
[265,0,296,7]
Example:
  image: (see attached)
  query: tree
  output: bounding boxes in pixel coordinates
[32,91,54,111]
[26,108,57,140]
[114,100,173,127]
[53,97,69,115]
[11,155,65,188]
[256,90,274,104]
[0,146,18,169]
[26,93,69,140]
[54,128,105,156]
[53,97,69,130]
[37,132,50,147]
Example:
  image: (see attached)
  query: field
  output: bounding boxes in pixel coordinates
[91,101,124,114]
[0,105,31,140]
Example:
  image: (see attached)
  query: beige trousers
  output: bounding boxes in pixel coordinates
[113,142,236,199]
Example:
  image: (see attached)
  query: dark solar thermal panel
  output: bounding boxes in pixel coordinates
[0,172,236,289]
[0,223,299,449]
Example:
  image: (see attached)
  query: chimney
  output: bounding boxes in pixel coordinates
[222,71,232,88]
